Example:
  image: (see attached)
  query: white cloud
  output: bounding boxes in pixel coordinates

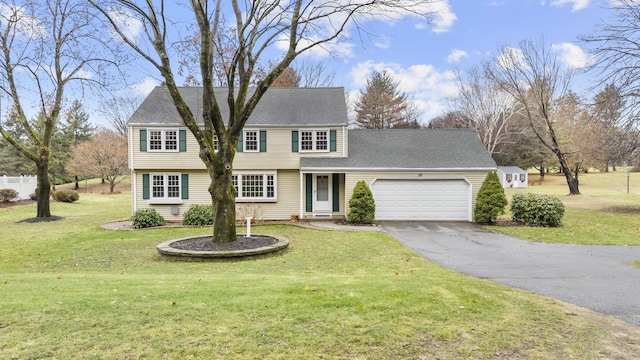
[349,60,458,122]
[131,77,160,96]
[551,42,592,68]
[447,49,468,63]
[107,7,144,42]
[549,0,590,11]
[496,47,527,71]
[430,0,457,33]
[374,36,391,49]
[0,4,45,38]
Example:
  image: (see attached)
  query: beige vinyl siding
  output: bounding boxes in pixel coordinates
[132,126,347,171]
[133,169,300,221]
[131,127,206,170]
[301,173,346,219]
[343,171,490,219]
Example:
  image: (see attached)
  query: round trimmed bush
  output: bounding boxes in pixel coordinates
[132,208,165,229]
[53,189,80,203]
[511,193,565,227]
[183,204,214,226]
[348,180,375,224]
[0,188,19,202]
[474,171,508,224]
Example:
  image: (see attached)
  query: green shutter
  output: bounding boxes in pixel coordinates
[142,174,150,199]
[181,174,189,199]
[140,129,147,152]
[179,130,187,152]
[330,130,337,152]
[236,133,243,152]
[305,174,312,212]
[292,131,299,152]
[332,173,339,212]
[260,130,267,152]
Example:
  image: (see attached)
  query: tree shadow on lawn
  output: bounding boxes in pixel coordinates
[602,205,640,215]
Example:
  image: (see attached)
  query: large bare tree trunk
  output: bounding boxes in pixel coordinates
[36,150,52,218]
[208,145,237,243]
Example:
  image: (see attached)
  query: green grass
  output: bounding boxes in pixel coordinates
[487,172,640,245]
[0,193,633,358]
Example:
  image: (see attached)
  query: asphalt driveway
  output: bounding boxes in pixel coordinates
[381,221,640,326]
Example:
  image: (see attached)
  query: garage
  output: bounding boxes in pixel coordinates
[370,179,471,221]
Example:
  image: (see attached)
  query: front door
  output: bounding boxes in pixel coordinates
[314,174,331,212]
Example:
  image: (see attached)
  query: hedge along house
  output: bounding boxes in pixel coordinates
[128,86,497,222]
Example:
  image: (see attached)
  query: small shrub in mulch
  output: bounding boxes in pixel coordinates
[132,208,164,229]
[0,188,19,202]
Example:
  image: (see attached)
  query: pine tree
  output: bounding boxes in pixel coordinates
[348,181,376,224]
[473,171,508,224]
[354,70,411,129]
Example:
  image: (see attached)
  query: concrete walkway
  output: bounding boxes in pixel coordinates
[380,221,640,326]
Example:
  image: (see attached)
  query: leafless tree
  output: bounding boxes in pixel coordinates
[91,0,440,243]
[0,0,119,218]
[66,128,128,193]
[485,38,581,194]
[581,0,640,127]
[448,66,524,156]
[100,95,142,137]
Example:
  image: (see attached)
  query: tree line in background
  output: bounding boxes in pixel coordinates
[2,0,640,224]
[353,37,640,196]
[0,99,128,193]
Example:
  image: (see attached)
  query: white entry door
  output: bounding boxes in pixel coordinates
[314,174,331,212]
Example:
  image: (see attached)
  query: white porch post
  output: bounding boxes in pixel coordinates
[299,171,304,219]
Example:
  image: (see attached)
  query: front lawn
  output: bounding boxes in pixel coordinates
[1,193,639,358]
[488,172,640,245]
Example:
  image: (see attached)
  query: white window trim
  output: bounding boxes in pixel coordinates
[148,172,183,204]
[148,129,179,152]
[299,129,329,153]
[233,172,277,203]
[243,129,259,152]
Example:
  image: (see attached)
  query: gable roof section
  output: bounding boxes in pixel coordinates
[301,128,497,171]
[497,166,527,174]
[128,86,349,127]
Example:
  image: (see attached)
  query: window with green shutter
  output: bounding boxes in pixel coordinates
[292,131,299,152]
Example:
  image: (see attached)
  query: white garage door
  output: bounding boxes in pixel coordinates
[370,179,470,221]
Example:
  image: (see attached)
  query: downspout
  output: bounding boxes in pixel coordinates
[129,125,137,212]
[342,126,346,158]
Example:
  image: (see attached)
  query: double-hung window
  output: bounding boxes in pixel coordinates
[148,129,178,151]
[232,173,276,202]
[149,173,182,203]
[299,130,329,152]
[244,130,259,152]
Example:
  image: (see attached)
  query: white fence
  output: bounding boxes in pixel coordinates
[0,175,37,200]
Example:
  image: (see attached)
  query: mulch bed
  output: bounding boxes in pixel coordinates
[169,235,278,252]
[0,199,35,208]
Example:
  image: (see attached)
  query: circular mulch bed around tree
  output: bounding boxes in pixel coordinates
[157,234,289,261]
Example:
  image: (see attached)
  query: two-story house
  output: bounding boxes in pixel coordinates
[128,86,496,222]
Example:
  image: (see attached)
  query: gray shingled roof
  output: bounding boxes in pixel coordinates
[301,129,497,170]
[498,166,527,174]
[128,86,349,126]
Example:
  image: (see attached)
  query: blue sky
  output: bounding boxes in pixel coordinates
[127,0,611,125]
[1,0,615,127]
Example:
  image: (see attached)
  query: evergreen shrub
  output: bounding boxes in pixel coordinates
[53,189,80,203]
[348,180,375,224]
[0,188,19,202]
[474,171,508,224]
[132,208,164,229]
[511,193,565,227]
[183,204,214,226]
